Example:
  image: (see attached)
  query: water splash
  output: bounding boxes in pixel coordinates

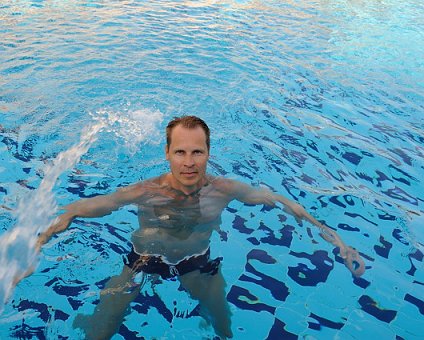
[0,122,103,311]
[0,108,163,312]
[91,107,164,154]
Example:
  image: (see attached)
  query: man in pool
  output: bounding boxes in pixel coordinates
[35,115,365,339]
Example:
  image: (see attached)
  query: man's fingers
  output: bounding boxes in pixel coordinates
[344,248,365,277]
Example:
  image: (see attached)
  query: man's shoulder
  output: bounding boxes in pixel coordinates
[117,176,163,196]
[208,175,239,194]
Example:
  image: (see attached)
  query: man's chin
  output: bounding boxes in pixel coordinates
[178,175,204,189]
[180,178,198,187]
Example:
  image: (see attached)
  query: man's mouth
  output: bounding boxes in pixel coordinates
[181,171,197,176]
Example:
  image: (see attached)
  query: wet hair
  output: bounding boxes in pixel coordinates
[166,115,210,150]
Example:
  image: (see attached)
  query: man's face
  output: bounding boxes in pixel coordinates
[166,125,209,194]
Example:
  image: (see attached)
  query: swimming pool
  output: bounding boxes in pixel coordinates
[1,0,423,338]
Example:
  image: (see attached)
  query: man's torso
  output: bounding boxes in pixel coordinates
[130,175,233,263]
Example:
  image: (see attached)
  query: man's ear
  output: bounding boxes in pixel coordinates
[165,145,169,160]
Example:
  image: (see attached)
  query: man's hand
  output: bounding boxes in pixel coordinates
[13,212,74,287]
[12,265,36,287]
[318,223,365,277]
[36,212,74,250]
[340,246,365,277]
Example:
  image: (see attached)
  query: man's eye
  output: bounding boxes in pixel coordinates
[175,150,184,155]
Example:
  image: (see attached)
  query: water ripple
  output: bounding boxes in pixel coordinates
[1,0,423,338]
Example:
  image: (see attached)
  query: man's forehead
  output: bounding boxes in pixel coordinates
[169,125,208,146]
[171,125,206,138]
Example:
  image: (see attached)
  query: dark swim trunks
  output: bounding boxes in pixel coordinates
[124,248,223,279]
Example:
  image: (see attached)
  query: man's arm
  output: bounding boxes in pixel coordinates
[13,183,146,286]
[37,182,145,249]
[220,179,365,277]
[273,193,365,277]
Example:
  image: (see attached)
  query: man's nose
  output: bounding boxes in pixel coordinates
[183,154,195,166]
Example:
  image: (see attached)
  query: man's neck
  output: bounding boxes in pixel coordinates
[164,173,209,196]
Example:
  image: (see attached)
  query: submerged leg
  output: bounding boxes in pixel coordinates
[179,268,233,339]
[73,265,143,340]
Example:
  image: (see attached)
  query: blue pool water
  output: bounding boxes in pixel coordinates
[1,0,423,339]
